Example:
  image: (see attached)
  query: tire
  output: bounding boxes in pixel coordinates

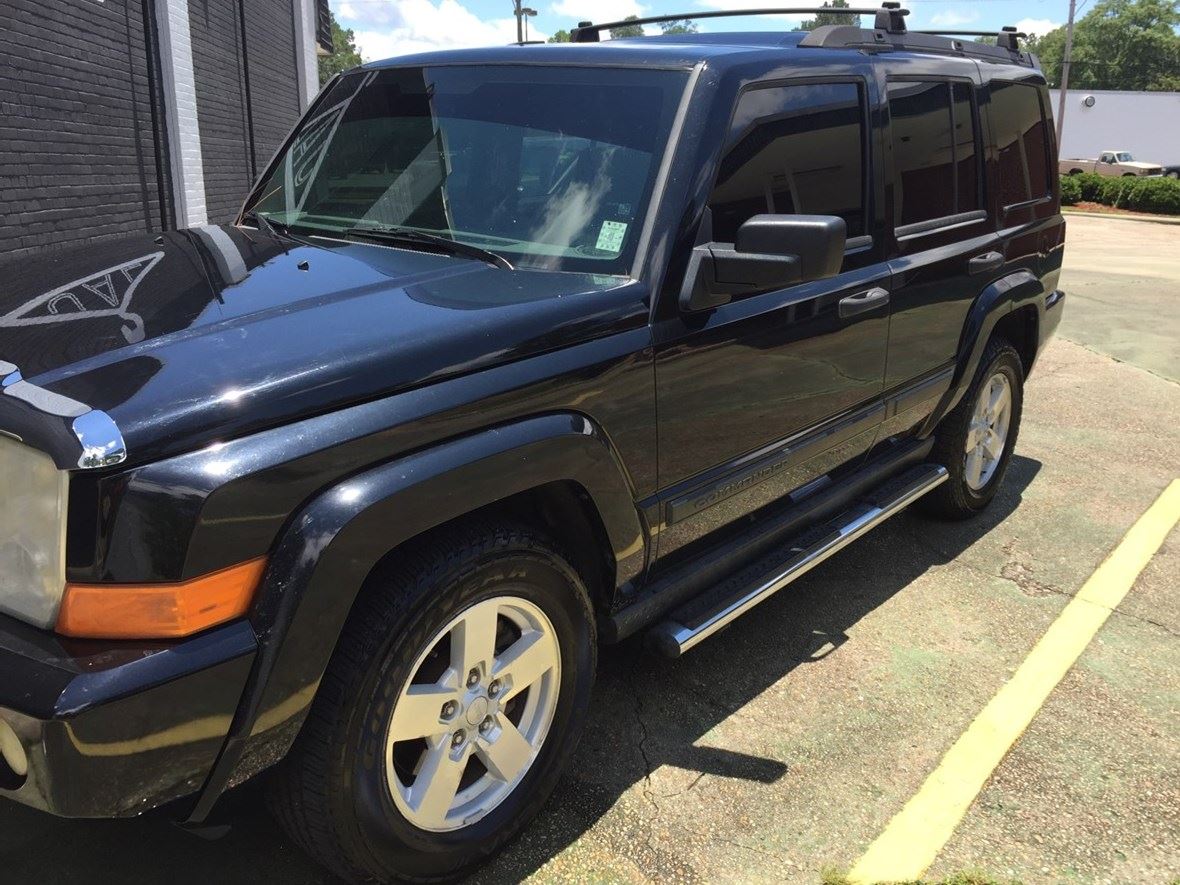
[268,520,597,883]
[920,337,1024,520]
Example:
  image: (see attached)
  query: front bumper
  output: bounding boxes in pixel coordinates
[0,614,255,817]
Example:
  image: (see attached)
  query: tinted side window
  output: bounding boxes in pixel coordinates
[952,82,980,213]
[990,81,1052,207]
[709,83,867,243]
[888,81,954,225]
[887,80,983,227]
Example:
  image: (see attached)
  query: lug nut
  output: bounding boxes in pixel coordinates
[466,668,481,688]
[479,716,494,734]
[488,679,502,698]
[441,700,458,720]
[451,729,466,748]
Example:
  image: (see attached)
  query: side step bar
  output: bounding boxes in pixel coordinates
[647,463,948,658]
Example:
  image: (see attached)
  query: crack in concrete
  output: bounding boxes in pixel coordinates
[653,771,706,802]
[626,648,660,815]
[909,530,1179,639]
[673,822,779,859]
[1105,605,1180,639]
[1059,335,1179,387]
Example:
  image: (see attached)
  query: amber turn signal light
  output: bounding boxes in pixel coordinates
[56,558,267,640]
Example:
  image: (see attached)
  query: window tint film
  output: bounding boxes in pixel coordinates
[888,81,955,225]
[249,65,687,274]
[889,80,986,227]
[709,83,866,243]
[990,81,1052,207]
[952,82,980,213]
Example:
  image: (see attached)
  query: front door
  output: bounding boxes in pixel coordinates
[652,77,890,568]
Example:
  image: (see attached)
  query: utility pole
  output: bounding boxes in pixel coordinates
[513,0,524,43]
[1055,0,1078,149]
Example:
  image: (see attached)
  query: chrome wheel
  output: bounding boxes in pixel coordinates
[965,371,1012,491]
[384,595,561,832]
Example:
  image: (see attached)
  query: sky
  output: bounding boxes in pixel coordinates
[331,0,1073,62]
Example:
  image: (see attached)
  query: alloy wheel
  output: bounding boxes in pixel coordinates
[384,595,561,832]
[964,371,1012,491]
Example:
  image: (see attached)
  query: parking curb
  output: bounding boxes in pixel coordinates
[1062,208,1180,226]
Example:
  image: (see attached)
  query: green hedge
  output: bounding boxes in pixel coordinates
[1058,170,1180,215]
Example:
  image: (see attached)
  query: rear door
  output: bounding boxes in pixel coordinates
[651,73,891,568]
[982,73,1064,315]
[880,60,998,437]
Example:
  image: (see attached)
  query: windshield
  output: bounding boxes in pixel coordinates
[1116,152,1134,162]
[247,65,689,275]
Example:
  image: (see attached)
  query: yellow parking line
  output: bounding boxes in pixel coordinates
[848,478,1180,884]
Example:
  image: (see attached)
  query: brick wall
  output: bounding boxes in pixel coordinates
[189,0,303,222]
[1,0,308,256]
[188,0,254,222]
[0,0,171,258]
[244,2,302,168]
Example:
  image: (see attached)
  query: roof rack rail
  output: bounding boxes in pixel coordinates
[798,17,1033,65]
[568,4,907,43]
[913,25,1025,51]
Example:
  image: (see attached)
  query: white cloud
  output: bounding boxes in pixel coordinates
[341,0,546,62]
[929,9,979,27]
[550,0,645,22]
[1014,17,1062,36]
[693,0,808,24]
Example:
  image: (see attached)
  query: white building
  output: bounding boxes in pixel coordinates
[1049,89,1180,167]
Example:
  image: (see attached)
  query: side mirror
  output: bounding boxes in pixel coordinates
[680,214,847,312]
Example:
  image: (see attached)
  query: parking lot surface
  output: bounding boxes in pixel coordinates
[1,215,1176,883]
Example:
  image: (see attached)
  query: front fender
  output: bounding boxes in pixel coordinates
[186,412,645,821]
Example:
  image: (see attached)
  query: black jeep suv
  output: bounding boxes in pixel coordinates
[0,7,1064,882]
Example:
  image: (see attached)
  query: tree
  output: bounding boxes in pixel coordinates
[610,15,645,38]
[799,0,861,30]
[660,19,700,34]
[318,11,362,85]
[548,29,572,42]
[1027,0,1180,91]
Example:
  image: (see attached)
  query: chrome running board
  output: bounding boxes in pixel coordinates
[647,463,948,658]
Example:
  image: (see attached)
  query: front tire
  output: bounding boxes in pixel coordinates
[921,338,1024,520]
[268,522,596,883]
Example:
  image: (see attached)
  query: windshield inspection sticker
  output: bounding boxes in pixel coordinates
[595,220,628,254]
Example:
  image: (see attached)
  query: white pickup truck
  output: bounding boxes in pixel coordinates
[1060,150,1164,177]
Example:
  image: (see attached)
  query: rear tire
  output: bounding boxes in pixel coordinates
[920,338,1024,520]
[268,521,596,883]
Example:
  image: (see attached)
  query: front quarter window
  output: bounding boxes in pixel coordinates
[248,64,688,275]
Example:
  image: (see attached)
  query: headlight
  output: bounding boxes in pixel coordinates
[0,434,68,628]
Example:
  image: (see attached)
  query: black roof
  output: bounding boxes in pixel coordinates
[361,35,809,71]
[365,27,1033,72]
[359,8,1035,71]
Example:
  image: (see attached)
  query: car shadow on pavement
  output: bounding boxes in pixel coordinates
[0,456,1041,885]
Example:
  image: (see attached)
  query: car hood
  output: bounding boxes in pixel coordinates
[0,225,647,465]
[1122,161,1161,170]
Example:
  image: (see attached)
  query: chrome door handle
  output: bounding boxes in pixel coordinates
[838,287,890,319]
[968,251,1004,275]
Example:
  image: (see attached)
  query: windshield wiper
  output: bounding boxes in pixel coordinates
[344,225,513,271]
[240,210,290,236]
